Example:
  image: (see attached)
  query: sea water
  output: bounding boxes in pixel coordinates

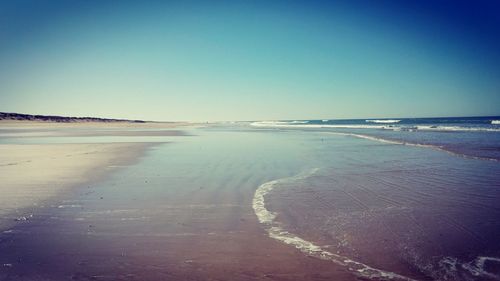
[250,117,500,280]
[251,116,500,161]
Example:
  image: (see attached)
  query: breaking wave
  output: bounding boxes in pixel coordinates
[250,121,500,132]
[250,122,499,161]
[366,119,401,124]
[415,125,500,132]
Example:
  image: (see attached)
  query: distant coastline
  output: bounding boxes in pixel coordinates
[0,112,147,123]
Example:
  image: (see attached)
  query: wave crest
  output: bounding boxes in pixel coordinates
[250,121,500,132]
[366,119,401,124]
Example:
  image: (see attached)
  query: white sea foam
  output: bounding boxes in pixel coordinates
[333,132,404,145]
[462,256,500,280]
[366,119,401,124]
[251,122,498,161]
[430,256,500,280]
[416,125,500,132]
[491,120,500,125]
[322,119,329,122]
[57,204,82,209]
[252,169,418,281]
[250,121,500,132]
[256,121,309,125]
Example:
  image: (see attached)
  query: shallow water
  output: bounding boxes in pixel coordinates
[0,126,499,280]
[260,130,500,280]
[250,117,500,161]
[0,128,317,280]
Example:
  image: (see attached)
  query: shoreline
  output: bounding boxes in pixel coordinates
[0,126,362,281]
[2,123,498,280]
[253,169,418,281]
[326,131,500,162]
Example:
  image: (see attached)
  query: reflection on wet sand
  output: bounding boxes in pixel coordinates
[1,125,499,281]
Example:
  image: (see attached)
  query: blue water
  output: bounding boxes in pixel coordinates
[288,116,500,129]
[250,116,500,161]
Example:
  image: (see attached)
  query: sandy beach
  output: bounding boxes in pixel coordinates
[0,142,155,230]
[0,120,193,230]
[1,121,499,281]
[2,1,498,279]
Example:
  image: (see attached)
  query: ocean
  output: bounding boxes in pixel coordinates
[249,116,500,280]
[250,116,500,161]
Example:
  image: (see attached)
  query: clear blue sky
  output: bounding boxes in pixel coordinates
[1,0,499,121]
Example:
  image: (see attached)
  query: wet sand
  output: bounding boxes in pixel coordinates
[0,121,189,231]
[0,143,155,231]
[0,126,359,281]
[0,120,192,138]
[3,125,498,280]
[0,205,358,281]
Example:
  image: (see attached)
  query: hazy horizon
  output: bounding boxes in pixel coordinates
[1,1,499,122]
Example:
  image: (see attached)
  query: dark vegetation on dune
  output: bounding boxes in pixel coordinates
[0,112,146,123]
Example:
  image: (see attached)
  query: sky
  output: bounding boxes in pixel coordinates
[0,0,499,121]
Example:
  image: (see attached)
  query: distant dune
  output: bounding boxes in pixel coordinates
[0,112,146,123]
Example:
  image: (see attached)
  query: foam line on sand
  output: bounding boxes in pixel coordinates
[252,169,418,281]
